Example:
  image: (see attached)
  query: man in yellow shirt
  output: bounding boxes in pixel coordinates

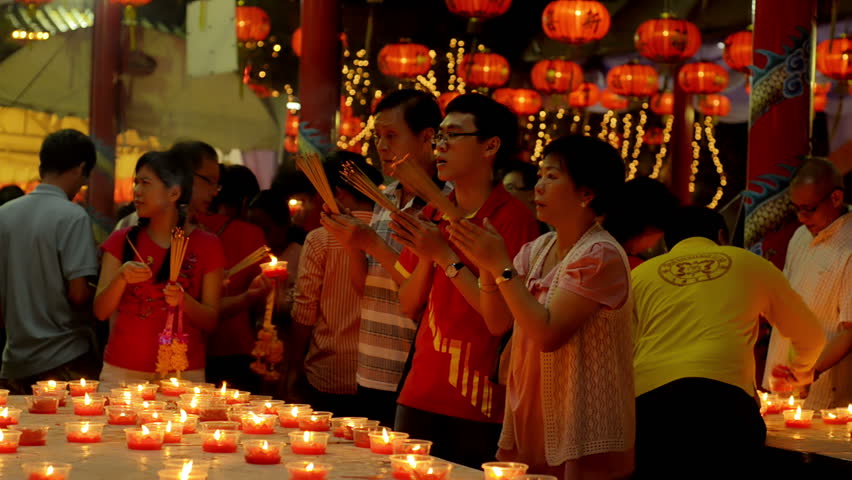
[631,206,825,479]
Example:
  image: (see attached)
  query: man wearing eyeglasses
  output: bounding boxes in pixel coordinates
[762,158,851,409]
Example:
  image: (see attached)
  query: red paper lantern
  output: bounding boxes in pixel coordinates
[723,30,753,74]
[814,94,828,112]
[813,82,832,95]
[567,83,600,108]
[644,127,664,146]
[445,0,511,19]
[542,0,611,45]
[459,52,510,88]
[530,59,583,94]
[492,88,542,116]
[650,92,674,115]
[236,6,270,43]
[285,137,299,153]
[816,36,852,82]
[378,43,432,79]
[635,14,701,63]
[286,114,299,137]
[600,89,628,110]
[697,94,731,117]
[438,91,461,114]
[607,63,659,97]
[339,116,363,138]
[678,62,729,94]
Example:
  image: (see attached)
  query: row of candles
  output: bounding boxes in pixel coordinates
[760,392,852,432]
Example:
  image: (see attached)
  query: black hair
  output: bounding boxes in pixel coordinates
[604,177,680,246]
[169,140,218,170]
[542,135,625,216]
[499,160,539,191]
[0,185,25,207]
[39,129,96,177]
[664,206,729,248]
[444,93,518,176]
[212,164,260,212]
[373,89,442,134]
[115,202,136,223]
[123,150,194,283]
[324,151,384,205]
[277,170,317,199]
[249,188,291,228]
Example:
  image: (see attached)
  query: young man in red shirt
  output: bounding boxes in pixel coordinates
[391,94,541,468]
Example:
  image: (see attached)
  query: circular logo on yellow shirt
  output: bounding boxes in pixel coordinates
[658,252,732,286]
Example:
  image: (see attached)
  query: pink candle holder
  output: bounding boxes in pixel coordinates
[22,462,72,480]
[783,407,814,428]
[0,407,22,427]
[174,411,200,434]
[73,394,106,416]
[243,439,284,464]
[332,417,366,438]
[370,429,409,454]
[10,425,49,446]
[107,406,138,426]
[289,431,330,455]
[149,421,184,443]
[200,428,241,453]
[344,419,378,440]
[128,382,159,400]
[278,404,313,428]
[138,409,167,425]
[299,412,332,432]
[390,455,432,480]
[285,461,332,480]
[26,395,59,414]
[65,422,105,443]
[482,462,530,480]
[393,439,433,455]
[68,379,99,397]
[251,399,286,416]
[159,378,189,397]
[0,429,22,453]
[241,413,277,434]
[0,389,8,406]
[413,460,454,480]
[200,421,241,432]
[125,425,165,450]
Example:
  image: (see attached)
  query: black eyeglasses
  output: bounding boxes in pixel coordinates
[194,172,222,193]
[431,131,480,147]
[791,188,839,214]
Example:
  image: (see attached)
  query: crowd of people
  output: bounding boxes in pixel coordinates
[0,90,849,480]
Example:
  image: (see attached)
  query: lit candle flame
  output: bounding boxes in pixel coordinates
[412,445,421,451]
[269,255,278,267]
[427,468,435,475]
[382,427,390,443]
[788,395,795,406]
[303,430,311,442]
[170,377,179,387]
[142,401,150,409]
[250,412,262,424]
[828,412,837,419]
[84,392,92,405]
[262,440,269,451]
[194,387,202,395]
[233,390,240,400]
[137,384,145,393]
[291,406,299,417]
[220,383,227,394]
[0,408,7,417]
[123,391,132,402]
[81,422,90,433]
[46,466,55,475]
[141,424,150,435]
[213,429,222,441]
[166,420,173,433]
[152,412,159,420]
[180,460,193,480]
[80,378,87,387]
[406,455,417,468]
[190,397,198,408]
[180,409,188,422]
[306,463,315,472]
[847,404,852,415]
[493,467,504,477]
[48,380,56,388]
[311,415,318,422]
[264,401,272,409]
[761,392,768,401]
[794,405,802,420]
[0,429,4,441]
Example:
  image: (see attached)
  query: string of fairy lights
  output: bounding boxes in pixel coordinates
[626,104,648,180]
[649,114,673,179]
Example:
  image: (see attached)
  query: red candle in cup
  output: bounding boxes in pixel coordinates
[22,463,71,480]
[783,406,814,428]
[27,396,59,414]
[159,377,188,397]
[10,425,49,446]
[299,412,332,432]
[390,455,432,480]
[151,421,184,443]
[68,379,99,397]
[241,412,277,434]
[243,439,283,464]
[125,425,165,450]
[0,429,21,453]
[107,406,138,426]
[261,256,289,280]
[279,404,312,428]
[65,422,104,443]
[201,429,240,453]
[286,461,331,480]
[176,410,200,434]
[73,393,105,416]
[370,428,409,454]
[482,462,529,480]
[332,417,366,438]
[0,407,21,427]
[138,409,166,425]
[289,431,329,455]
[413,461,454,480]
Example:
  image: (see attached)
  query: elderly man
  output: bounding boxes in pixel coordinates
[762,158,851,409]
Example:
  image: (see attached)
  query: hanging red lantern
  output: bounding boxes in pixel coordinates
[697,94,731,117]
[678,62,729,94]
[813,82,832,95]
[814,94,828,112]
[600,89,628,110]
[567,83,600,108]
[530,59,583,94]
[542,0,611,45]
[607,63,659,97]
[650,92,674,115]
[445,0,511,19]
[286,114,299,137]
[284,137,299,153]
[723,30,753,74]
[438,91,461,114]
[236,6,270,43]
[459,52,511,88]
[817,35,852,82]
[339,116,363,138]
[378,43,432,79]
[635,13,701,64]
[492,89,542,116]
[644,127,664,146]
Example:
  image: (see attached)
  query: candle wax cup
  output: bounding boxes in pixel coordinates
[74,404,105,416]
[299,419,330,432]
[15,428,48,446]
[245,447,282,464]
[0,417,19,427]
[280,417,300,428]
[291,443,327,455]
[371,442,394,454]
[28,474,66,480]
[108,412,137,426]
[67,432,102,443]
[203,439,238,453]
[823,417,847,425]
[287,466,330,480]
[0,442,18,453]
[785,419,812,428]
[126,432,164,450]
[242,423,275,434]
[28,400,58,414]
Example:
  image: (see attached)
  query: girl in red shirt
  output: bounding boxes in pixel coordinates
[94,151,224,390]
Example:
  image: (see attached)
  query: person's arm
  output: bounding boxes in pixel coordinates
[321,212,407,288]
[431,243,485,316]
[219,275,270,319]
[168,267,224,333]
[478,269,515,336]
[60,214,99,307]
[288,233,325,395]
[813,257,852,377]
[363,236,407,286]
[397,257,433,320]
[94,253,152,321]
[67,277,94,307]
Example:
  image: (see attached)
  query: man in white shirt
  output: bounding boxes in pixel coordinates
[762,158,851,409]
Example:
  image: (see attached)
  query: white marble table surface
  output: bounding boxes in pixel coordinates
[764,412,852,461]
[0,396,484,480]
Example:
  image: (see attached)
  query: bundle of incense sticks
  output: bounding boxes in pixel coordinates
[169,228,190,282]
[226,245,271,279]
[391,154,464,220]
[341,160,400,214]
[295,152,341,214]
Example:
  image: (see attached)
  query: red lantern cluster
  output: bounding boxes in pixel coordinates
[530,59,583,94]
[493,88,542,116]
[438,91,461,114]
[600,89,628,110]
[677,62,729,94]
[723,30,753,74]
[459,53,511,88]
[236,6,270,43]
[567,83,600,108]
[606,63,659,97]
[697,94,731,117]
[650,92,674,115]
[445,0,511,19]
[542,0,611,45]
[378,43,432,79]
[816,36,851,82]
[635,14,701,64]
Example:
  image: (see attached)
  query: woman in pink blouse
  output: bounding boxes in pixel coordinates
[449,136,635,480]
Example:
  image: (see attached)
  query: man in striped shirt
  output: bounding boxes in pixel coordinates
[321,90,444,426]
[289,152,384,415]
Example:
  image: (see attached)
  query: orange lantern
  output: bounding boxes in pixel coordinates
[492,89,542,116]
[607,63,659,97]
[286,114,299,137]
[236,6,270,43]
[816,35,852,82]
[530,59,583,94]
[678,62,729,94]
[814,94,828,112]
[438,91,461,114]
[600,89,628,110]
[650,92,674,115]
[459,52,510,88]
[284,137,299,153]
[378,43,432,79]
[697,94,731,117]
[445,0,511,19]
[723,30,753,74]
[635,14,701,63]
[567,83,600,108]
[542,0,611,45]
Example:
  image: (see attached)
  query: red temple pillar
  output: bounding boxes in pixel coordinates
[88,0,123,243]
[297,0,340,155]
[669,65,695,205]
[743,0,816,267]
